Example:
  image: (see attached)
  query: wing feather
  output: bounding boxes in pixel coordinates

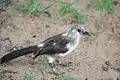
[38,33,69,55]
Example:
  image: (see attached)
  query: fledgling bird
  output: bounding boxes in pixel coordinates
[0,25,90,74]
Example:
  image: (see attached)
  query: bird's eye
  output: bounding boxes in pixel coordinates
[77,29,81,33]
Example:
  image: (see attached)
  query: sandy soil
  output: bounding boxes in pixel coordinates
[0,0,120,80]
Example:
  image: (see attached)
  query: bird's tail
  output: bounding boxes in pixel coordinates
[0,45,39,64]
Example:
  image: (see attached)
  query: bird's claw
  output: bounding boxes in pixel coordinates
[58,62,73,67]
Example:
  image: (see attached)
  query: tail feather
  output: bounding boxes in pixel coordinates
[0,45,39,64]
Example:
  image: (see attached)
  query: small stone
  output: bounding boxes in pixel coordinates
[116,78,119,80]
[45,25,50,28]
[105,61,111,66]
[26,40,31,43]
[1,37,10,41]
[33,35,36,38]
[116,68,120,72]
[113,1,119,5]
[102,65,109,71]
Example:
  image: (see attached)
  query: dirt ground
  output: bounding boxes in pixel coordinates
[0,0,120,80]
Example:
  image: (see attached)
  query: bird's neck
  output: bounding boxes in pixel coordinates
[62,32,80,44]
[66,31,81,39]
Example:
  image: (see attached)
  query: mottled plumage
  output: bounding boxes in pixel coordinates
[0,25,90,66]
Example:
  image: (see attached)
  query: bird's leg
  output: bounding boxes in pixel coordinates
[48,62,61,76]
[33,48,42,59]
[31,48,42,64]
[48,63,56,73]
[47,56,57,74]
[48,63,65,76]
[47,56,64,76]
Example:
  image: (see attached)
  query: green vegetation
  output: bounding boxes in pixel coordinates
[16,0,42,14]
[15,0,87,23]
[92,0,115,14]
[52,75,80,80]
[24,74,33,80]
[60,76,78,80]
[60,3,87,23]
[14,0,116,23]
[15,0,56,17]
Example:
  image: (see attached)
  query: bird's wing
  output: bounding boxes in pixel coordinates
[38,33,69,55]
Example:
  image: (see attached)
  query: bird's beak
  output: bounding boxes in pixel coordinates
[83,31,91,36]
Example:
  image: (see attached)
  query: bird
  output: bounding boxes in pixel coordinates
[0,25,90,74]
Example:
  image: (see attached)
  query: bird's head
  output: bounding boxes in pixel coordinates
[67,25,90,38]
[76,25,90,36]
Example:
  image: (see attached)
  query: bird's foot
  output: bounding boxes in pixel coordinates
[56,60,73,67]
[60,62,73,67]
[48,63,65,76]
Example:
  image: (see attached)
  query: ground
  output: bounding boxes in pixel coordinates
[0,0,120,80]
